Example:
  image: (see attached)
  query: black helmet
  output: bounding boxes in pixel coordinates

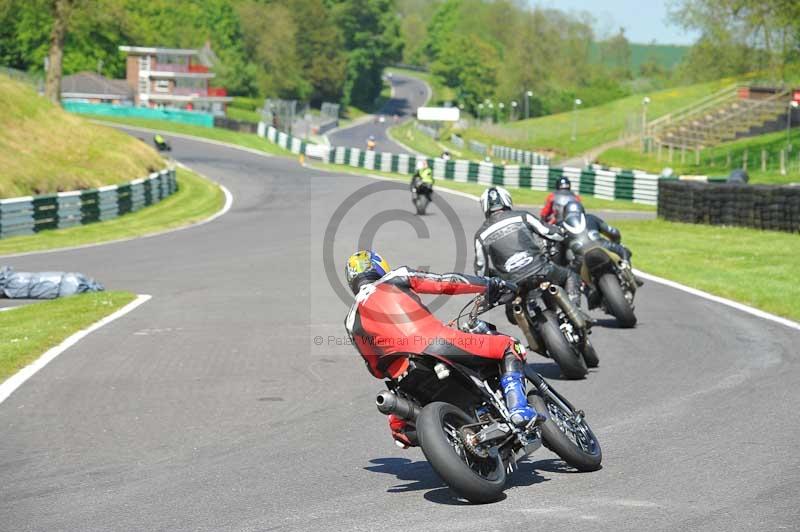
[480,187,513,218]
[557,177,571,190]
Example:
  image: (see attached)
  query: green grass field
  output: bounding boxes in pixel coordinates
[0,74,164,198]
[0,167,224,256]
[389,120,500,161]
[616,219,800,321]
[0,292,137,383]
[459,78,739,159]
[598,129,800,185]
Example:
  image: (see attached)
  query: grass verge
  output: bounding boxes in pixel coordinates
[0,291,136,383]
[308,161,655,212]
[79,115,291,157]
[615,219,800,321]
[0,167,224,256]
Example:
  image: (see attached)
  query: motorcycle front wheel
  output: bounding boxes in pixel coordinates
[528,394,602,472]
[417,402,506,503]
[538,311,587,379]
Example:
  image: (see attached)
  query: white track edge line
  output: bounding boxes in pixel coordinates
[0,166,233,259]
[0,294,153,404]
[633,269,800,332]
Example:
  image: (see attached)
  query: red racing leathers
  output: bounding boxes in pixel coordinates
[540,190,582,224]
[344,267,524,447]
[344,267,522,381]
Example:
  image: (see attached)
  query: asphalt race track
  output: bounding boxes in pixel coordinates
[1,132,799,531]
[327,73,430,153]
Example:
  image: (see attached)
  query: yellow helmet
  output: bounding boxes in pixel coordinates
[345,250,390,293]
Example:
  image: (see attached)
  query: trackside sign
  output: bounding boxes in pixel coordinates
[417,107,460,121]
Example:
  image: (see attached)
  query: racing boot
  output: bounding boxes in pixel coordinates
[500,351,546,428]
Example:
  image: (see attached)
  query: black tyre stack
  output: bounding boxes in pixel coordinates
[657,179,799,233]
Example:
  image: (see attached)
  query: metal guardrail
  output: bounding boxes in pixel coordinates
[491,145,550,165]
[0,169,177,239]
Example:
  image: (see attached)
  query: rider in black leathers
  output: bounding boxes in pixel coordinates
[474,187,583,307]
[562,201,632,262]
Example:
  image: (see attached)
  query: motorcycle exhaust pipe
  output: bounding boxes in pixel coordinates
[511,297,542,353]
[376,391,421,421]
[547,285,587,330]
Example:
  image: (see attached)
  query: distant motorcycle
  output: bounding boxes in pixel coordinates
[561,211,637,328]
[153,135,171,152]
[410,177,432,215]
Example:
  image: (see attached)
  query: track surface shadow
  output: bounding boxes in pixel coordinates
[365,457,572,505]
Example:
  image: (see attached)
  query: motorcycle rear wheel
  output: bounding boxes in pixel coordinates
[581,338,599,368]
[598,273,637,328]
[415,196,428,215]
[539,311,587,379]
[417,402,506,503]
[528,394,602,472]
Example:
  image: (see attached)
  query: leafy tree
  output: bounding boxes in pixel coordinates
[289,0,346,104]
[432,34,498,113]
[331,0,403,108]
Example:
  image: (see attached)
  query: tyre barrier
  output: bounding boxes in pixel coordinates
[257,123,660,205]
[658,179,800,233]
[0,168,177,239]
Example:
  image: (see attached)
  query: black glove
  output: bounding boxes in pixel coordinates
[485,278,517,306]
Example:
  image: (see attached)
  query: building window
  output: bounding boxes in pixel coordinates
[154,80,170,93]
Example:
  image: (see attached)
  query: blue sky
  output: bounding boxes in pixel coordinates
[532,0,700,45]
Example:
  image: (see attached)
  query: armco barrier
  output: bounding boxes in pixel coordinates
[491,144,549,165]
[257,123,659,205]
[658,180,800,233]
[0,168,177,239]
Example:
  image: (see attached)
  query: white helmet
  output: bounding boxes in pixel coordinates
[480,187,513,218]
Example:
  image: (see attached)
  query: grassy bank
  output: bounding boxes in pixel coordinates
[598,129,800,185]
[390,120,498,161]
[0,292,136,383]
[309,161,655,213]
[81,115,291,157]
[0,74,163,198]
[0,167,224,256]
[459,78,738,159]
[616,219,800,321]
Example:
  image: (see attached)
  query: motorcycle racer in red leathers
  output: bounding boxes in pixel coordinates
[343,250,543,448]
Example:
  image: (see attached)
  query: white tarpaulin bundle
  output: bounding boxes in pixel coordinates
[0,266,104,299]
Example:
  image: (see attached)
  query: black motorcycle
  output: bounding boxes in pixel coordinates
[410,177,432,215]
[561,212,637,328]
[506,280,599,378]
[153,136,171,152]
[375,290,602,503]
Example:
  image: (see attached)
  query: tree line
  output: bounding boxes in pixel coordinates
[0,0,402,110]
[1,0,798,118]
